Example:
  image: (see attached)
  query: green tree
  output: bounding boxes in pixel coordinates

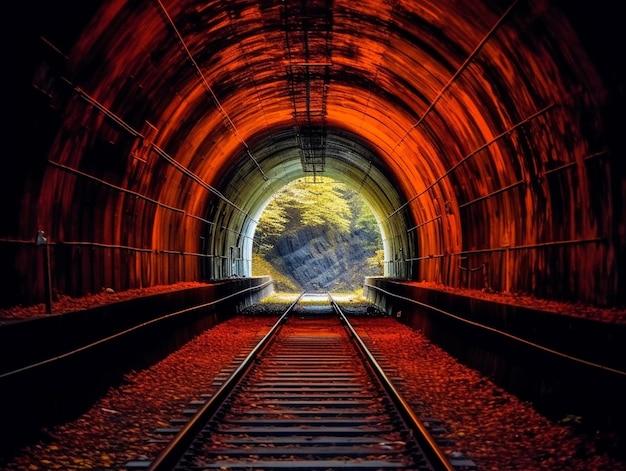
[296,179,351,231]
[254,201,288,253]
[355,206,381,251]
[254,177,353,252]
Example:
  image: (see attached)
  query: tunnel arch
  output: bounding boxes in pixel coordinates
[203,126,410,279]
[1,0,623,308]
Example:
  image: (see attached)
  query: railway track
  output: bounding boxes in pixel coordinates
[127,293,455,470]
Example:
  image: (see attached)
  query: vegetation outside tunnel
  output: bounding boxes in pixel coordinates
[252,177,383,292]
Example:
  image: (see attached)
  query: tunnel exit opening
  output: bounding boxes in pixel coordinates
[250,177,384,292]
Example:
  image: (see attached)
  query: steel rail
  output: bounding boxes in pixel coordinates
[329,294,455,471]
[141,292,454,470]
[146,292,305,471]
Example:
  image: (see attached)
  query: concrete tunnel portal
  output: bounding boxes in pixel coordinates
[1,0,624,309]
[216,129,402,280]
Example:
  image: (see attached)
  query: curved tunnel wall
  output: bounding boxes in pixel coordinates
[1,0,623,308]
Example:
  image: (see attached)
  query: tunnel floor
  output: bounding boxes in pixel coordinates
[1,309,623,470]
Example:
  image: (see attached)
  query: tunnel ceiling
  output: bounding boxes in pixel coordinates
[3,0,624,307]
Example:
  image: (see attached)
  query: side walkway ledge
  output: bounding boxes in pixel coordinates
[364,277,626,439]
[0,276,273,453]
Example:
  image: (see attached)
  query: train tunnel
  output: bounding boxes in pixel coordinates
[1,0,624,311]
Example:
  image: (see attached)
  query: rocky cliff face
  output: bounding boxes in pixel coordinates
[269,225,376,291]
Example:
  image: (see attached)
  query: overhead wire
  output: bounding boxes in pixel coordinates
[154,0,268,181]
[385,0,522,220]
